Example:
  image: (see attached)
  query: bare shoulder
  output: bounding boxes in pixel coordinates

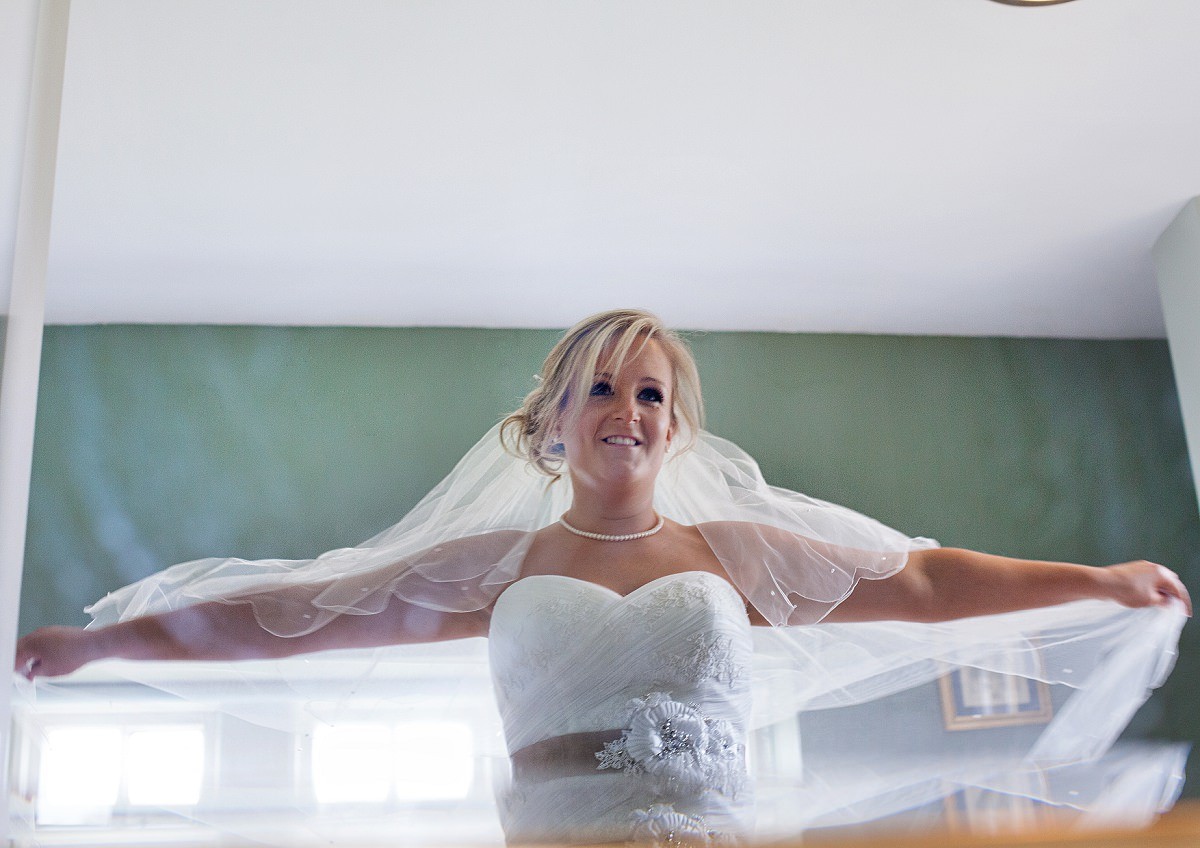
[695,519,795,545]
[667,518,714,540]
[695,519,787,532]
[391,530,535,635]
[676,522,771,626]
[697,520,872,560]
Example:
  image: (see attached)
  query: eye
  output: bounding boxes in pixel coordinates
[589,380,613,397]
[638,387,665,404]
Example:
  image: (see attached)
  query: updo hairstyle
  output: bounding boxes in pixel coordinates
[500,309,704,479]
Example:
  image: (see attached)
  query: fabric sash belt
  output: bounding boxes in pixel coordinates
[510,730,624,781]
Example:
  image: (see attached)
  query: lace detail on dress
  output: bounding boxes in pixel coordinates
[493,590,591,695]
[594,692,745,796]
[660,633,746,688]
[493,639,557,695]
[633,577,719,615]
[539,593,591,625]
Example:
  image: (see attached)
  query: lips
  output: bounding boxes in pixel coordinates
[603,435,640,446]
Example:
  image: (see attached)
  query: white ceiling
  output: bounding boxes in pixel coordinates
[4,0,1200,336]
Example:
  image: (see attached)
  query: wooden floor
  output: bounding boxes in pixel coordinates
[792,800,1200,848]
[10,805,1200,848]
[488,804,1200,848]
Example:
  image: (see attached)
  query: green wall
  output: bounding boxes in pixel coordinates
[21,325,1200,789]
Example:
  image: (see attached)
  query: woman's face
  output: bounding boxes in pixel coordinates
[558,338,675,492]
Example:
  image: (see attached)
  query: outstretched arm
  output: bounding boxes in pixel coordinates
[15,596,490,680]
[15,529,530,680]
[823,547,1192,624]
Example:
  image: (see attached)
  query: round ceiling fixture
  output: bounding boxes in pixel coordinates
[988,0,1079,5]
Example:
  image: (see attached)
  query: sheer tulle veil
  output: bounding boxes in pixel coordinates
[86,423,938,634]
[85,422,1185,765]
[68,421,1193,836]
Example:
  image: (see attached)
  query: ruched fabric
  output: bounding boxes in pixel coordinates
[489,572,754,843]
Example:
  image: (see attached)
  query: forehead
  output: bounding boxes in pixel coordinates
[596,337,673,383]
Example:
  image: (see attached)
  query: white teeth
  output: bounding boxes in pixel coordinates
[604,436,638,446]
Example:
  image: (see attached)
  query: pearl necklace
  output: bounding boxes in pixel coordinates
[558,513,665,542]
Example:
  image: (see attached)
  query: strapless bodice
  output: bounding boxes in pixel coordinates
[488,571,755,843]
[489,571,754,753]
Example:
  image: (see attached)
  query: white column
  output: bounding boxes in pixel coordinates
[0,0,71,841]
[1153,197,1200,515]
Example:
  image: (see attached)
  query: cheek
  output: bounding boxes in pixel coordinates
[557,409,596,444]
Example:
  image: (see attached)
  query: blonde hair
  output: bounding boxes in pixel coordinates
[501,309,704,479]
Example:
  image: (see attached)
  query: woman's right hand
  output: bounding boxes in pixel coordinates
[14,626,100,680]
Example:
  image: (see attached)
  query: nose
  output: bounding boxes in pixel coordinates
[612,391,639,422]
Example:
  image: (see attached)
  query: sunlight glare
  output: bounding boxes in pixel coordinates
[127,726,205,806]
[37,727,122,825]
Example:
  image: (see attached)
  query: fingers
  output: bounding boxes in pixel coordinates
[14,637,43,680]
[1106,561,1192,616]
[1135,562,1192,616]
[14,627,78,680]
[1157,564,1192,616]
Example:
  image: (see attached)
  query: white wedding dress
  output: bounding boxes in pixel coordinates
[490,571,754,845]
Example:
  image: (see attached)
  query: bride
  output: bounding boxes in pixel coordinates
[14,308,1192,843]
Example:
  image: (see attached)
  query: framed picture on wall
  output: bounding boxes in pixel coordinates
[938,663,1053,730]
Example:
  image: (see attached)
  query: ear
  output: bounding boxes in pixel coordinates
[548,416,565,452]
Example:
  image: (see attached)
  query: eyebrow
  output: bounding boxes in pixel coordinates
[593,371,665,386]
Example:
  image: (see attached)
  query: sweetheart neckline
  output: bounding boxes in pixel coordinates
[501,569,736,603]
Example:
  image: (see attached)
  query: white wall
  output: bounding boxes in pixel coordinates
[1154,197,1200,515]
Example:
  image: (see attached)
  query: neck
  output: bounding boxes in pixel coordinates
[564,478,658,537]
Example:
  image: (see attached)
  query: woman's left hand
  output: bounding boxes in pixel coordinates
[1103,560,1192,615]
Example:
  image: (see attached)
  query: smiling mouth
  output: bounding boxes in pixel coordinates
[603,436,640,446]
